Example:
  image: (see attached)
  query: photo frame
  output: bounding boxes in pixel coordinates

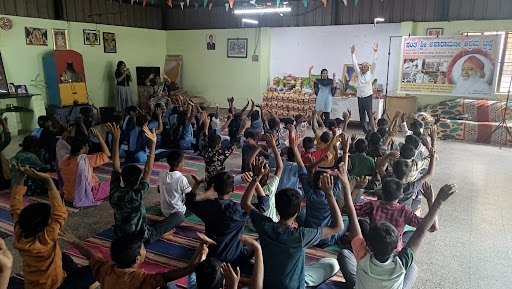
[25,27,48,46]
[206,34,216,50]
[0,53,7,92]
[342,64,372,95]
[52,29,69,50]
[103,32,117,53]
[83,29,100,46]
[426,28,443,36]
[227,38,248,58]
[7,83,15,94]
[14,85,28,94]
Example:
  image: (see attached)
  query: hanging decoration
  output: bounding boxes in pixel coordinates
[321,0,326,7]
[209,3,213,9]
[143,0,147,6]
[131,0,135,4]
[302,0,307,7]
[151,0,155,4]
[354,0,358,5]
[187,0,190,6]
[373,18,377,29]
[194,3,199,9]
[119,0,122,3]
[168,0,173,6]
[204,0,208,8]
[180,2,185,9]
[277,0,280,6]
[225,3,229,11]
[343,0,347,5]
[228,0,234,8]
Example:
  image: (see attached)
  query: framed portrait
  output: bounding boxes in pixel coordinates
[103,32,117,53]
[25,27,48,46]
[426,28,443,36]
[206,34,216,50]
[227,38,248,58]
[52,29,69,50]
[7,83,15,94]
[0,53,7,92]
[342,64,371,95]
[14,85,28,94]
[83,29,100,46]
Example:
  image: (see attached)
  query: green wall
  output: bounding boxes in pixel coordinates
[399,20,512,108]
[0,15,167,110]
[166,28,271,109]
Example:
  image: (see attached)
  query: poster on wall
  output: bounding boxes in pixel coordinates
[399,35,501,98]
[164,55,183,91]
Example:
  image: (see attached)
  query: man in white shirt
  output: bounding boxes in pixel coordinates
[351,43,378,134]
[452,55,492,97]
[158,150,192,217]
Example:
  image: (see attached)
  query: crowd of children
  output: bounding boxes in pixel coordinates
[3,94,457,289]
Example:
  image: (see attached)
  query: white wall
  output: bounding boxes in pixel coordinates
[270,23,402,94]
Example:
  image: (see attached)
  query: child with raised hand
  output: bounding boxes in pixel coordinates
[241,156,344,289]
[201,111,250,188]
[107,123,184,245]
[10,164,98,289]
[59,227,215,289]
[185,165,269,266]
[338,177,457,289]
[158,149,192,217]
[187,234,264,289]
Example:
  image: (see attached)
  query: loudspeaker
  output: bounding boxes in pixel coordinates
[136,66,161,86]
[99,107,116,124]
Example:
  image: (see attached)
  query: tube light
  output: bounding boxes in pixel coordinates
[234,7,291,14]
[374,17,385,22]
[242,18,259,24]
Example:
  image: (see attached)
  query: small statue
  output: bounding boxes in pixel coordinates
[283,74,296,91]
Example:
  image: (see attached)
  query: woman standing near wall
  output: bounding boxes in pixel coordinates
[309,66,337,122]
[115,61,133,113]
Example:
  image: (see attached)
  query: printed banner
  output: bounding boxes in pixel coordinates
[399,35,501,98]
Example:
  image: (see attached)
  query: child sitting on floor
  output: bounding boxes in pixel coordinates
[10,164,98,289]
[158,149,191,217]
[123,105,138,132]
[107,123,185,245]
[201,112,249,188]
[348,138,375,178]
[185,169,269,266]
[187,235,263,289]
[312,111,339,168]
[339,173,457,289]
[59,228,214,289]
[241,130,263,173]
[241,156,346,289]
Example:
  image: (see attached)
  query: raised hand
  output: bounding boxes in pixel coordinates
[0,238,12,275]
[341,133,350,153]
[318,173,334,195]
[106,123,121,140]
[265,133,276,148]
[347,109,352,117]
[241,117,250,129]
[142,126,157,144]
[309,66,314,72]
[241,172,253,183]
[24,167,51,181]
[387,151,400,159]
[58,227,80,245]
[191,174,205,185]
[337,161,349,181]
[435,184,457,203]
[351,45,356,54]
[373,42,379,52]
[190,233,217,265]
[354,176,369,189]
[252,158,269,177]
[149,73,155,79]
[428,146,436,157]
[221,262,241,289]
[292,132,301,148]
[422,182,434,203]
[155,107,162,118]
[90,128,101,139]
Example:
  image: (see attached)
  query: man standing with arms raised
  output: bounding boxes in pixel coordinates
[351,43,378,134]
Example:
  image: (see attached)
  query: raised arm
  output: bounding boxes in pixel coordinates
[343,109,351,132]
[76,115,88,136]
[371,43,379,72]
[141,126,157,181]
[91,128,111,158]
[59,228,95,260]
[240,236,263,289]
[0,239,12,289]
[91,104,101,125]
[309,66,317,83]
[267,109,281,128]
[319,174,344,240]
[376,151,399,177]
[406,184,457,252]
[418,147,436,183]
[154,107,164,134]
[145,73,155,86]
[420,182,439,231]
[311,110,318,135]
[221,113,233,131]
[106,123,121,173]
[265,133,283,178]
[351,45,361,75]
[291,132,305,168]
[246,100,255,119]
[240,99,250,114]
[369,111,377,132]
[241,158,270,215]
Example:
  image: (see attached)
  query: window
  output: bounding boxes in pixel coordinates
[461,31,511,93]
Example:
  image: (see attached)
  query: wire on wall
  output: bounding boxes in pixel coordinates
[253,27,261,55]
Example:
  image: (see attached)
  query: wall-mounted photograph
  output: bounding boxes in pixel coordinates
[227,38,247,58]
[25,27,48,46]
[83,29,100,46]
[103,32,117,53]
[52,29,69,50]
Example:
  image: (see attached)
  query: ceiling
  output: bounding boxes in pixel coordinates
[0,0,511,30]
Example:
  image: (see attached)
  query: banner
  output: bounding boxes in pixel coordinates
[398,35,501,98]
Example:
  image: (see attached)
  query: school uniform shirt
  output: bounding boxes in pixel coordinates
[250,209,322,289]
[109,171,151,240]
[269,154,299,191]
[315,133,339,168]
[10,186,68,289]
[353,198,436,251]
[158,170,191,216]
[348,152,375,177]
[250,118,263,133]
[89,254,169,289]
[185,193,269,264]
[352,235,414,289]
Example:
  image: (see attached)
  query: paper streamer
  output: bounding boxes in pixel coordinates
[194,2,199,8]
[168,0,172,6]
[302,0,307,7]
[229,0,234,8]
[131,0,135,4]
[225,3,229,11]
[143,0,147,6]
[321,0,326,7]
[180,2,184,9]
[151,0,155,3]
[209,3,213,9]
[343,0,347,5]
[277,0,280,6]
[187,0,190,6]
[204,0,208,8]
[354,0,358,5]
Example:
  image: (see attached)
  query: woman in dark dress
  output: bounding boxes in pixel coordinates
[114,61,133,113]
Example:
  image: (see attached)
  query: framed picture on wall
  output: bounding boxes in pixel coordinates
[227,38,248,58]
[103,32,117,53]
[83,29,100,46]
[25,27,48,46]
[206,34,216,50]
[52,29,69,50]
[426,28,443,36]
[342,64,373,95]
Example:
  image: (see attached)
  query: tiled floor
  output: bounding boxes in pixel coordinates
[3,124,512,288]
